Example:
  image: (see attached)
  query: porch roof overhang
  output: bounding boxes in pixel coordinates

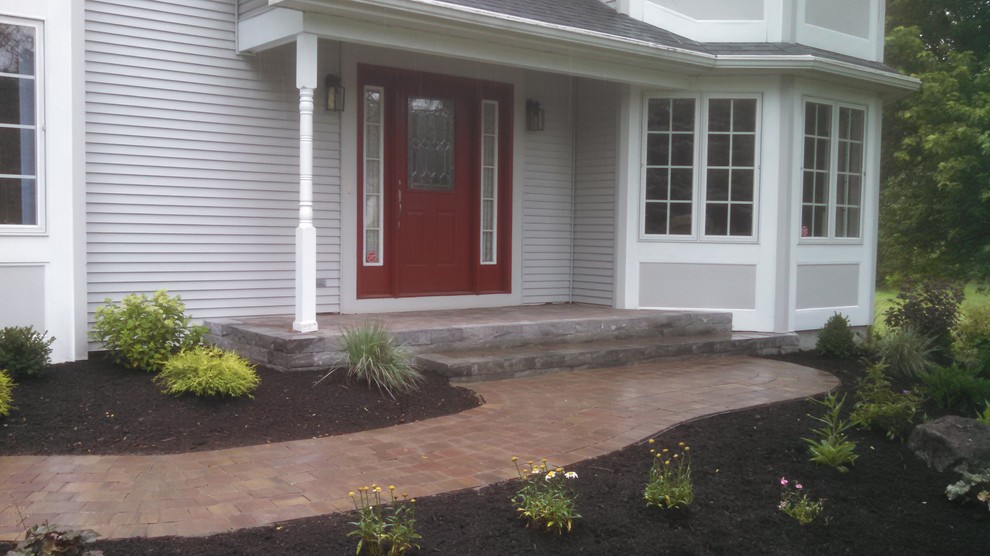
[241,0,919,98]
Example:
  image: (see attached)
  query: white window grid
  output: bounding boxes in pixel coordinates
[362,85,384,266]
[480,100,498,265]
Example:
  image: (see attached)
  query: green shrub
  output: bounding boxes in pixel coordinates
[922,364,990,413]
[90,290,206,372]
[884,280,964,355]
[156,346,259,398]
[850,363,923,440]
[0,326,54,379]
[954,304,990,369]
[0,370,14,417]
[873,327,936,381]
[816,313,857,359]
[339,323,423,398]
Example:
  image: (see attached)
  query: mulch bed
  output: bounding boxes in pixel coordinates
[0,354,481,455]
[3,352,989,554]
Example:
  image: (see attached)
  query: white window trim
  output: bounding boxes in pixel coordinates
[0,16,45,236]
[639,92,761,243]
[362,85,384,266]
[799,97,868,245]
[479,99,498,265]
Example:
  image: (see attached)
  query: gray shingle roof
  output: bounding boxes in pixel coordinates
[435,0,901,76]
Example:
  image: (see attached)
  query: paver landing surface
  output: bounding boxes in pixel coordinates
[0,356,837,540]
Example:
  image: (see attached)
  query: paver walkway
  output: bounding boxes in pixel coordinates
[0,356,837,541]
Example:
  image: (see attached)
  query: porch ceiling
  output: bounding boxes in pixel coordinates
[243,0,919,95]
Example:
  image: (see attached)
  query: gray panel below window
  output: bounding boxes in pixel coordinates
[0,265,45,330]
[796,264,859,309]
[639,263,756,309]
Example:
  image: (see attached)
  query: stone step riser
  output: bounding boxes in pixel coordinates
[417,335,798,383]
[206,311,734,371]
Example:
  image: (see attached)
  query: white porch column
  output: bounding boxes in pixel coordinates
[293,33,318,332]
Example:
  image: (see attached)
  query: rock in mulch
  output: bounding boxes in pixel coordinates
[909,415,990,472]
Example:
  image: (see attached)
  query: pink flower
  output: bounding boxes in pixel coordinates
[795,484,803,490]
[779,477,788,486]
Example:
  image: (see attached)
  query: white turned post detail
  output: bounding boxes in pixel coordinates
[293,34,318,333]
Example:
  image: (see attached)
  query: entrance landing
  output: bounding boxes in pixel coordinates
[205,304,797,378]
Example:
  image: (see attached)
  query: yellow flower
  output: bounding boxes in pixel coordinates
[678,442,685,447]
[389,485,395,491]
[648,439,655,445]
[665,460,671,465]
[512,456,518,462]
[662,448,669,453]
[348,491,355,497]
[410,499,416,503]
[650,449,656,454]
[684,447,690,452]
[556,467,563,473]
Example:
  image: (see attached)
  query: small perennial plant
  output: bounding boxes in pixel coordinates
[804,392,858,472]
[778,477,824,525]
[643,439,694,510]
[347,484,421,556]
[511,457,580,534]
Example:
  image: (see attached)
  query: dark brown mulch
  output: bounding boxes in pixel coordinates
[0,354,481,455]
[3,352,989,554]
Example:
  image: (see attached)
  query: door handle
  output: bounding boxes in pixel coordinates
[398,187,402,216]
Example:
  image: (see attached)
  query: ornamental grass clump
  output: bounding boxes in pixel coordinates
[155,346,259,398]
[643,439,694,510]
[778,477,824,525]
[0,326,54,379]
[872,326,936,381]
[511,457,580,534]
[90,289,206,372]
[339,323,423,398]
[803,392,858,472]
[347,484,421,556]
[0,370,14,417]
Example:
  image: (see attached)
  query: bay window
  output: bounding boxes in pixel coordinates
[643,95,760,239]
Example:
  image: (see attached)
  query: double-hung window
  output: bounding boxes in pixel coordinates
[801,100,866,239]
[0,20,40,229]
[643,95,760,239]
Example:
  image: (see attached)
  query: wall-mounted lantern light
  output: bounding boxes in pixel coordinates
[325,74,344,112]
[526,99,545,131]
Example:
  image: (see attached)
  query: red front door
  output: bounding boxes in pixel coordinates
[357,66,513,298]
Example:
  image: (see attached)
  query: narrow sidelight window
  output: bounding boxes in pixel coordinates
[363,86,384,265]
[480,100,498,264]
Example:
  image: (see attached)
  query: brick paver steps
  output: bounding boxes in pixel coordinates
[0,356,837,541]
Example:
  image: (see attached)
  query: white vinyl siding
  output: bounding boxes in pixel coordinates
[85,0,342,322]
[237,0,272,19]
[573,79,616,305]
[521,72,574,304]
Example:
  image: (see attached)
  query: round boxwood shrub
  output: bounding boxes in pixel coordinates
[156,346,259,398]
[0,370,15,417]
[0,326,54,379]
[816,313,857,359]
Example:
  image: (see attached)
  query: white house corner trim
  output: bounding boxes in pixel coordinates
[293,33,318,333]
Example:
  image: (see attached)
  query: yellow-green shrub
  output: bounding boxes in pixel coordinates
[0,370,15,417]
[156,347,259,398]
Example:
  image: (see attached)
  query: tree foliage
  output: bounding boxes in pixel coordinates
[879,2,990,285]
